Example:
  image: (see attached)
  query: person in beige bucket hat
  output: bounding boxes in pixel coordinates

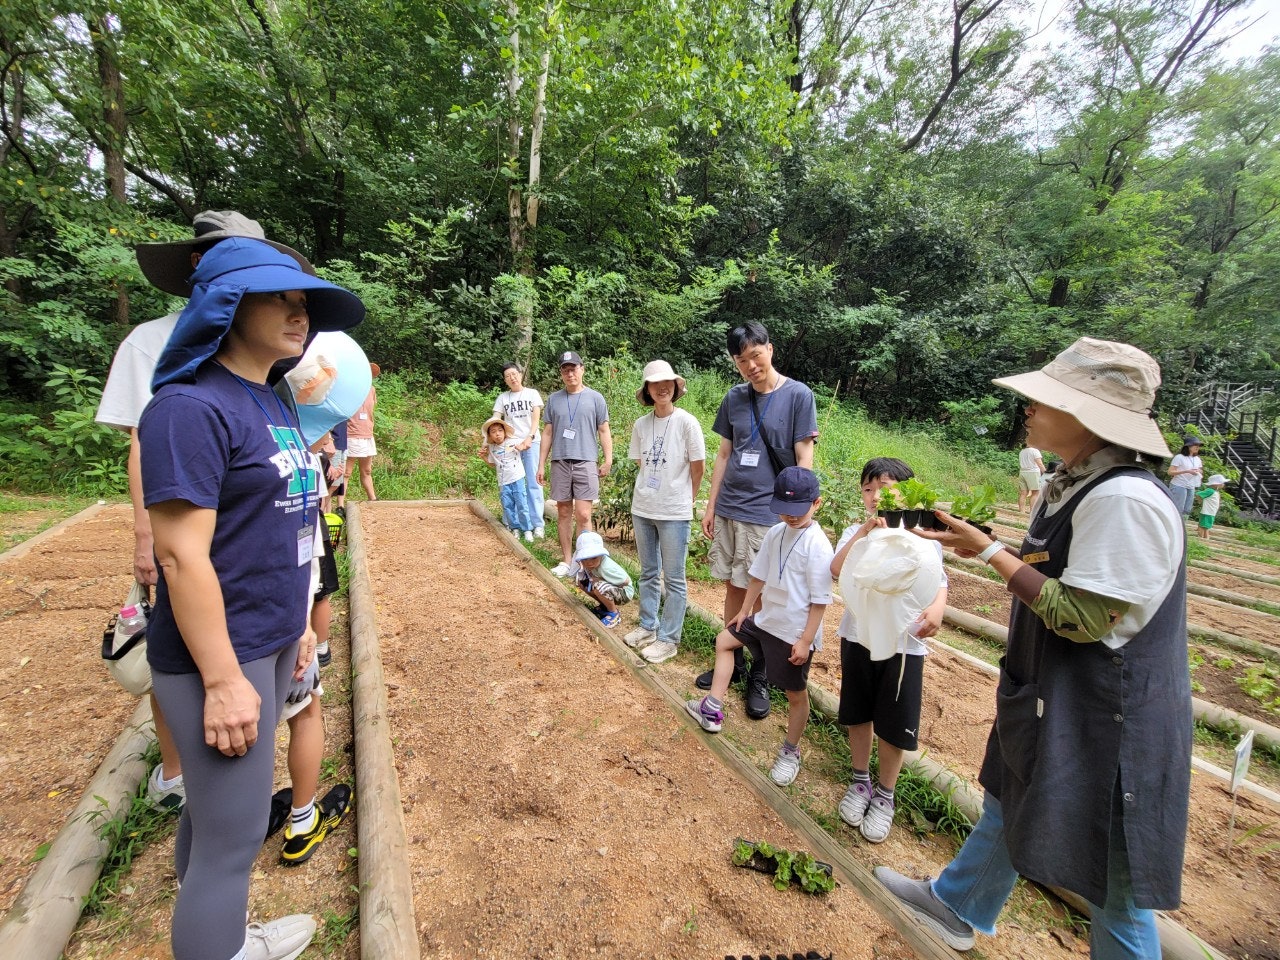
[876,337,1191,959]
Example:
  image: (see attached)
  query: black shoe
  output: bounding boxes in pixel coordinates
[745,661,771,719]
[696,666,745,690]
[317,645,332,668]
[334,506,346,519]
[281,784,352,866]
[265,787,293,842]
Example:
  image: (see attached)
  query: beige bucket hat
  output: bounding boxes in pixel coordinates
[136,210,314,297]
[992,337,1171,459]
[481,416,515,441]
[636,358,688,405]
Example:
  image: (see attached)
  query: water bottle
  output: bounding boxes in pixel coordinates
[118,603,147,638]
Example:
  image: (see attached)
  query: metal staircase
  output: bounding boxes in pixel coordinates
[1185,383,1280,518]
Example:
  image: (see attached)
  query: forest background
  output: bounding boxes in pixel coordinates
[3,0,1280,491]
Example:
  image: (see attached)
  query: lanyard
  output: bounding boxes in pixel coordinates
[223,366,311,527]
[647,412,674,473]
[746,377,780,450]
[777,525,806,582]
[564,389,583,428]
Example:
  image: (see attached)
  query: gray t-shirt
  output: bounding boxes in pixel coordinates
[711,377,819,525]
[544,386,609,462]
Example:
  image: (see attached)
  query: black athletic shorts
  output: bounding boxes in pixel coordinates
[837,639,924,751]
[315,515,340,600]
[729,617,813,692]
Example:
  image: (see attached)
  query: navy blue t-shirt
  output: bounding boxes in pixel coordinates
[139,363,319,674]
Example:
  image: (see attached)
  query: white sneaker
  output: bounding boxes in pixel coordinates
[244,914,316,960]
[623,626,656,648]
[523,530,534,542]
[550,562,571,577]
[640,640,678,664]
[535,527,545,539]
[838,780,873,827]
[860,795,895,843]
[769,745,801,786]
[146,764,185,813]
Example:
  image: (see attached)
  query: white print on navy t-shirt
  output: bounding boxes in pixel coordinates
[266,424,318,512]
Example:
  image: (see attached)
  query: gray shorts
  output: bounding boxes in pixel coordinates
[551,459,599,502]
[708,515,770,588]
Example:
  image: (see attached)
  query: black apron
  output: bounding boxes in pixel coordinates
[977,467,1191,909]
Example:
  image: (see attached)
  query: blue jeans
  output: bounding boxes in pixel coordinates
[519,440,545,528]
[632,514,691,645]
[1168,484,1195,517]
[500,479,533,532]
[932,793,1161,960]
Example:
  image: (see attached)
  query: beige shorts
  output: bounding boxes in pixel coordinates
[708,515,771,588]
[347,436,377,459]
[1018,470,1041,493]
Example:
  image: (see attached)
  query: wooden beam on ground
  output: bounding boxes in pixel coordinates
[346,502,421,960]
[0,698,153,960]
[0,501,108,564]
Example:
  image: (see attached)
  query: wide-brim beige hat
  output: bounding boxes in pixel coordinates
[481,416,515,440]
[136,210,315,298]
[992,337,1171,459]
[636,359,687,405]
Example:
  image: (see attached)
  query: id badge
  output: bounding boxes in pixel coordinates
[297,524,315,566]
[359,413,368,420]
[764,583,789,608]
[740,450,761,468]
[645,475,661,491]
[562,427,577,440]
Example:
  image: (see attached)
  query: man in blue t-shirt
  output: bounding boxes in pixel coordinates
[697,322,819,719]
[536,351,613,577]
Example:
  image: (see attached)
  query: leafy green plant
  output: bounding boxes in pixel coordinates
[1238,665,1280,713]
[593,459,638,543]
[951,485,998,525]
[876,486,902,513]
[896,477,938,510]
[732,838,835,895]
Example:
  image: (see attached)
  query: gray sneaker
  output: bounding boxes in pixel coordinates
[860,795,894,843]
[243,914,317,960]
[769,745,801,786]
[684,697,723,733]
[145,765,185,814]
[873,866,975,951]
[623,625,656,648]
[640,640,678,663]
[838,780,872,827]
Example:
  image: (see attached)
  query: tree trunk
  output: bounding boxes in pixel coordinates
[505,0,531,362]
[1048,275,1070,307]
[93,15,129,326]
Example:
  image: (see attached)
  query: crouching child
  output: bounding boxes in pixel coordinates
[570,531,634,627]
[686,466,833,787]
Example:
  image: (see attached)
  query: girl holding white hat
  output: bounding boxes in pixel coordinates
[622,360,706,663]
[876,338,1190,960]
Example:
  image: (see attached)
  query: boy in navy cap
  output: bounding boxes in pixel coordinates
[686,466,833,786]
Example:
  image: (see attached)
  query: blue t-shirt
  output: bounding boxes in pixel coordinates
[711,378,819,526]
[544,387,609,462]
[139,363,319,674]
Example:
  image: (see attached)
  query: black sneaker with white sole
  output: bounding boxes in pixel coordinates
[281,784,352,865]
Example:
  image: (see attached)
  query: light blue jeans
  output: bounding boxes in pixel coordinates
[519,439,545,528]
[632,514,692,645]
[932,792,1161,960]
[1168,484,1195,517]
[499,479,533,532]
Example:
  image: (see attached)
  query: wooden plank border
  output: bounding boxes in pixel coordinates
[0,501,109,565]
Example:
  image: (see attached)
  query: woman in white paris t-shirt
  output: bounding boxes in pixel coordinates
[493,363,545,535]
[1167,438,1202,516]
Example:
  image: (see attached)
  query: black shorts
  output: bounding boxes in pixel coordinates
[315,516,340,600]
[729,617,813,692]
[837,640,924,751]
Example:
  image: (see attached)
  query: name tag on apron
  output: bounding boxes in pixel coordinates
[297,524,316,566]
[740,450,760,468]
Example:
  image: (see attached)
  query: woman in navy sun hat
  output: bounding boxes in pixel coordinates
[139,238,363,960]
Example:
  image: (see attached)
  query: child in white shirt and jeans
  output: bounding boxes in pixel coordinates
[479,417,534,540]
[686,466,833,787]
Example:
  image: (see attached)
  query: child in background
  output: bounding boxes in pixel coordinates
[479,417,535,541]
[569,531,635,627]
[686,466,833,787]
[830,457,947,843]
[1197,474,1227,540]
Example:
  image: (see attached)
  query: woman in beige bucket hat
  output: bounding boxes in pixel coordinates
[876,338,1190,960]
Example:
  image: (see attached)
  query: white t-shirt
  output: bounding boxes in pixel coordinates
[628,408,706,521]
[834,526,946,656]
[1198,488,1221,518]
[1019,447,1042,471]
[1169,454,1202,489]
[485,439,527,486]
[95,314,180,431]
[1046,473,1183,650]
[747,521,834,651]
[493,387,544,445]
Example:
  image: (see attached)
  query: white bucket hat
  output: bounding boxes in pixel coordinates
[636,359,688,405]
[573,531,609,562]
[992,337,1171,459]
[1206,474,1227,486]
[839,528,942,662]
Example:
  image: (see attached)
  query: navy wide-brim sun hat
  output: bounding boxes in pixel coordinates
[153,237,365,391]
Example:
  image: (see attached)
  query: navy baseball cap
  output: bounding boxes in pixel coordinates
[770,466,820,516]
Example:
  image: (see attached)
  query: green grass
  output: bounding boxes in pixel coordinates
[0,492,98,551]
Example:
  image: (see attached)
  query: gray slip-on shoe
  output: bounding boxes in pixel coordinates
[873,866,976,951]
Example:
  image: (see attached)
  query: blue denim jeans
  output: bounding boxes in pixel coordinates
[499,479,533,532]
[1168,484,1195,517]
[519,439,545,528]
[632,514,692,645]
[932,793,1161,960]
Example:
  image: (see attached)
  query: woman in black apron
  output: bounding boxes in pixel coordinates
[877,338,1190,960]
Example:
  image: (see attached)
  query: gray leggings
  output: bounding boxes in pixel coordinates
[151,645,296,960]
